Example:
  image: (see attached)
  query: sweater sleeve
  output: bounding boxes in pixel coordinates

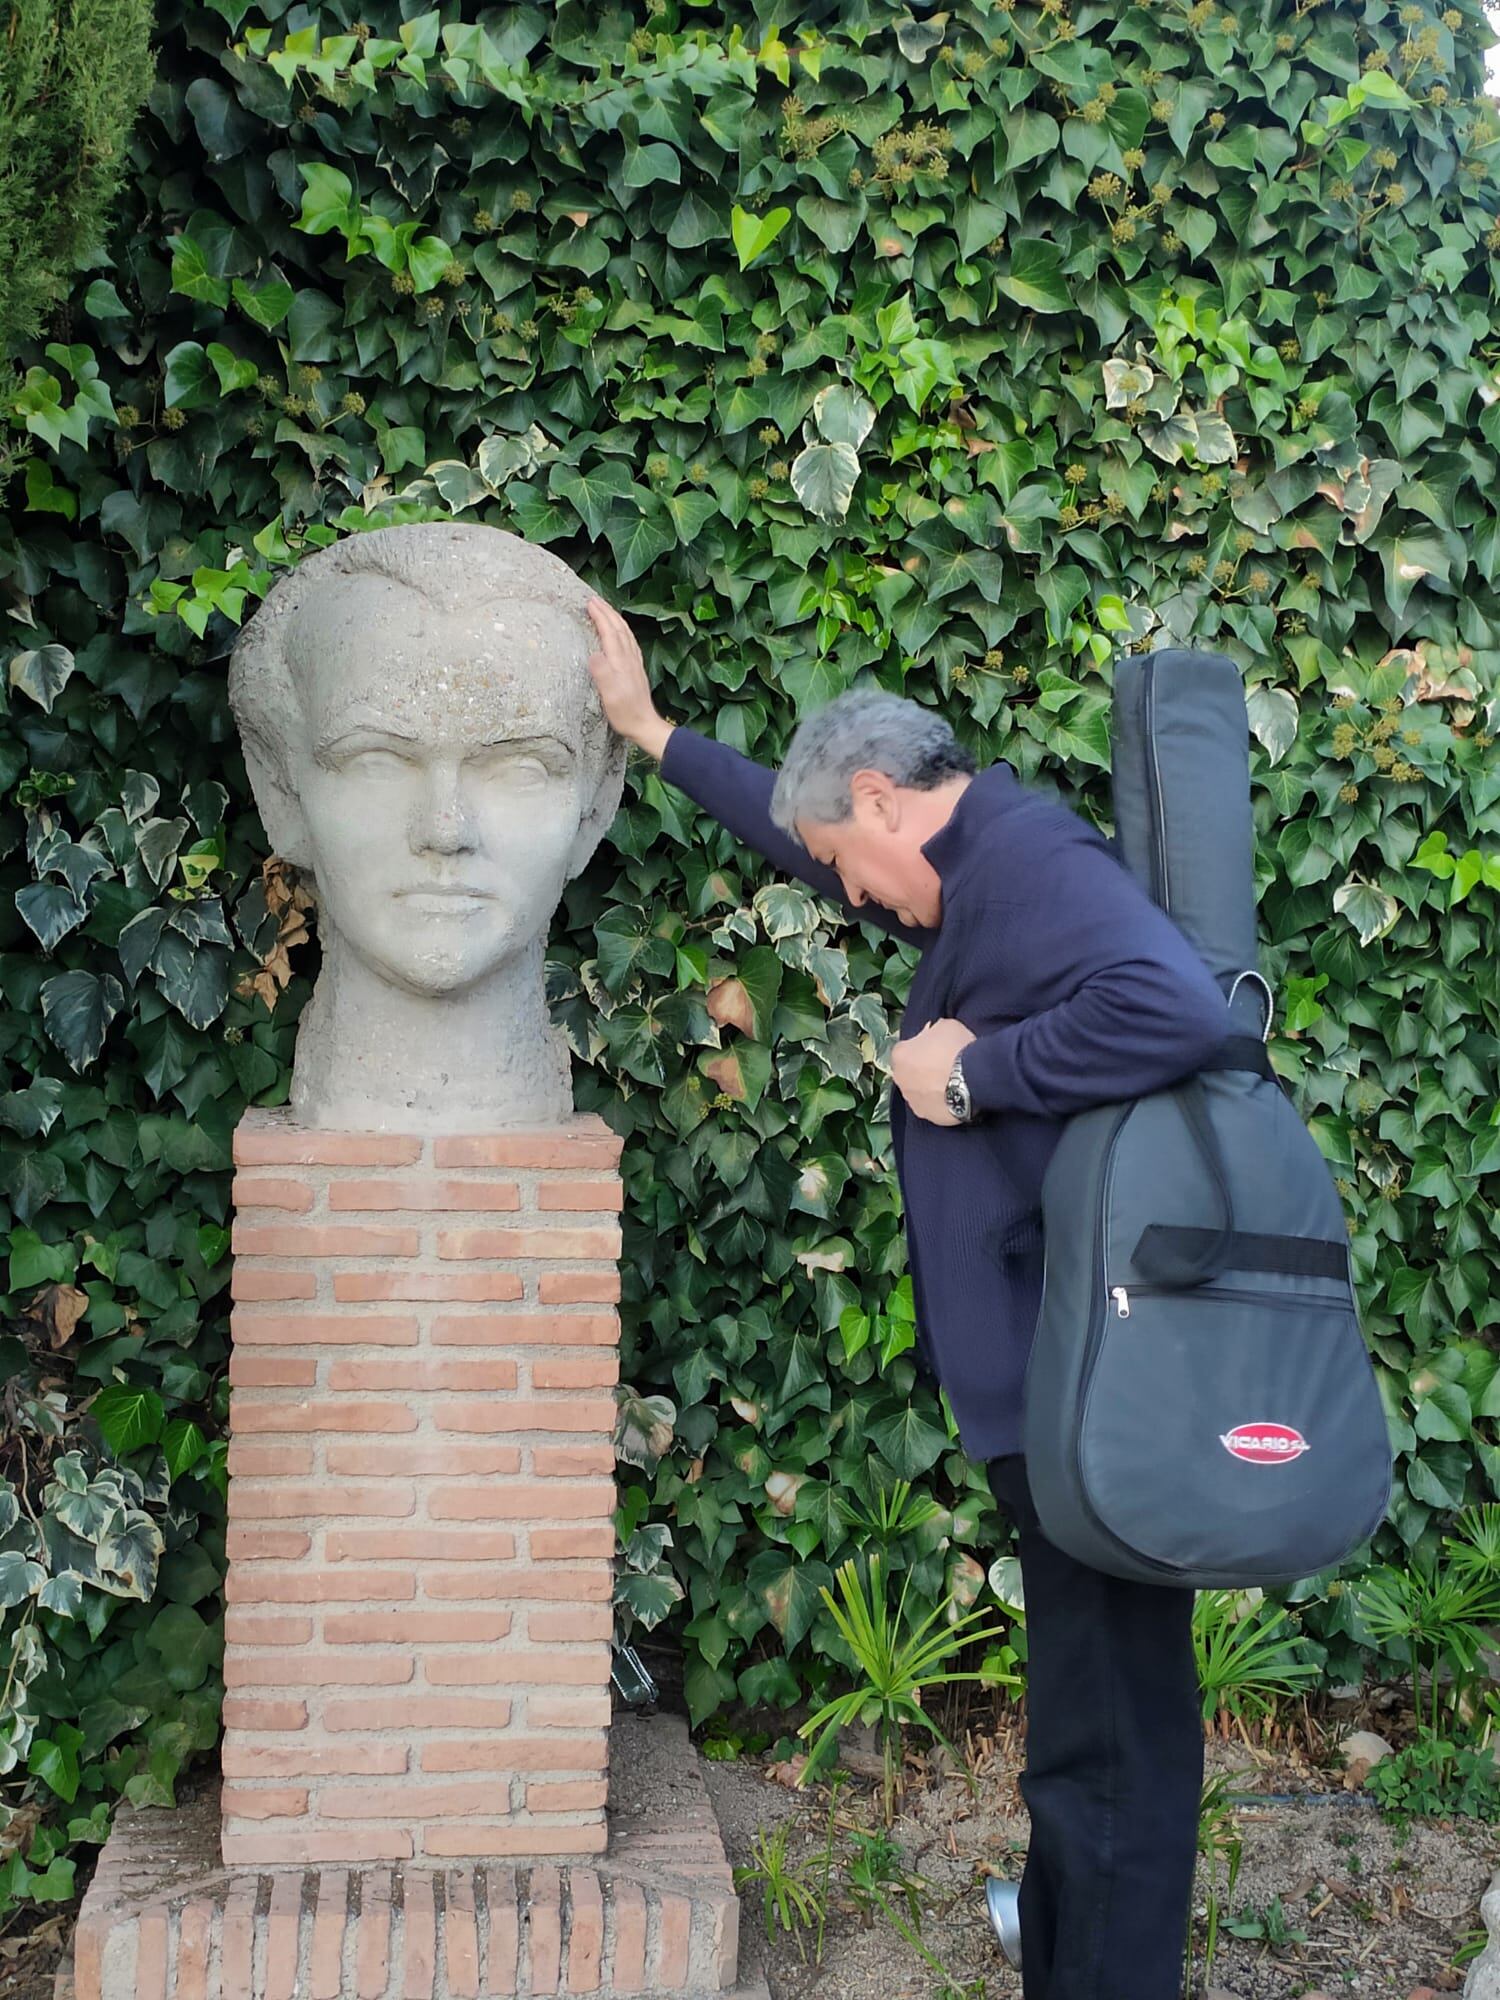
[658,726,931,946]
[960,832,1233,1118]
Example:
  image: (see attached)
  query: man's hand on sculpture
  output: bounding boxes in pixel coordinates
[889,1018,977,1126]
[586,598,675,761]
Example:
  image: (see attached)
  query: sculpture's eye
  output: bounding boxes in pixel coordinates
[473,751,555,788]
[340,749,410,779]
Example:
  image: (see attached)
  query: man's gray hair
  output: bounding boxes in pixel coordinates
[769,688,977,833]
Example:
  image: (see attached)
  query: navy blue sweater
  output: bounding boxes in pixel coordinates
[658,727,1234,1460]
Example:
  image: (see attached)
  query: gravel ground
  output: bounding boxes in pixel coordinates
[696,1707,1500,2000]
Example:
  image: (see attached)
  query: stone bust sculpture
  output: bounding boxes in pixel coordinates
[228,524,624,1131]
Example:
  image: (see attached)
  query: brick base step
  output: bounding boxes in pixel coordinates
[59,1715,768,2000]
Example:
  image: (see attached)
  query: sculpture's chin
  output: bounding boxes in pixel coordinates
[334,917,529,1002]
[361,954,514,1002]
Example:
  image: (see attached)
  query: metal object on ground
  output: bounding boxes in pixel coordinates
[985,1875,1023,1970]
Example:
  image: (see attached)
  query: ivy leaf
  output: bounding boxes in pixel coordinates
[162,343,218,412]
[812,383,876,450]
[748,1548,833,1649]
[895,14,946,61]
[427,460,491,511]
[1333,878,1399,948]
[730,204,792,270]
[83,280,130,321]
[205,343,259,395]
[8,644,76,712]
[169,236,230,309]
[406,236,454,293]
[231,277,294,330]
[615,1388,675,1467]
[40,971,126,1071]
[995,238,1072,314]
[706,946,782,1041]
[701,1042,773,1110]
[135,818,190,886]
[91,1384,166,1455]
[606,502,677,585]
[162,1419,207,1481]
[1187,412,1237,465]
[0,1552,44,1611]
[0,1076,63,1139]
[614,1569,685,1626]
[120,771,161,823]
[790,440,860,524]
[28,1735,81,1804]
[145,1603,220,1690]
[295,162,362,239]
[549,460,635,538]
[1246,685,1300,766]
[592,908,674,994]
[1103,357,1154,408]
[15,882,87,953]
[868,1404,950,1479]
[154,939,232,1031]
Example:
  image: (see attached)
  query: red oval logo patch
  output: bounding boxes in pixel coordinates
[1220,1422,1310,1465]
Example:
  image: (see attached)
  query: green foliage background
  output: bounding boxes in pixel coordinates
[2,0,1499,1899]
[0,0,157,354]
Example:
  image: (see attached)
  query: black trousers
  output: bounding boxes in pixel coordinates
[986,1454,1202,2000]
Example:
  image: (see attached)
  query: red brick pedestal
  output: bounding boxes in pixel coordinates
[222,1110,623,1867]
[60,1112,767,2000]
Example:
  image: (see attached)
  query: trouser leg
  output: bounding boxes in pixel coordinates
[987,1453,1202,2000]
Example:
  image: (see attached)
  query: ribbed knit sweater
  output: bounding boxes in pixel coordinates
[658,726,1233,1460]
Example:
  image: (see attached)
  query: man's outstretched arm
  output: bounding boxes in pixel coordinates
[585,598,929,945]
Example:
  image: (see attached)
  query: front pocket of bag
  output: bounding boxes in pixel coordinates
[1077,1286,1381,1576]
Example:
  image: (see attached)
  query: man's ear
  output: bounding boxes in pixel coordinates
[241,730,315,867]
[849,768,901,826]
[566,732,628,878]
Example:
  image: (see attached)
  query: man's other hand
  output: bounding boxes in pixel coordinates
[586,597,675,761]
[889,1019,977,1125]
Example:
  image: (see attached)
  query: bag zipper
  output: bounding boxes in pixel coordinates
[1070,1107,1185,1581]
[1109,1283,1351,1319]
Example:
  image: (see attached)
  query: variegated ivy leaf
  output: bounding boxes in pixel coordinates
[812,382,876,451]
[614,1388,676,1468]
[790,438,860,524]
[1333,877,1400,947]
[1246,684,1300,766]
[1102,357,1155,408]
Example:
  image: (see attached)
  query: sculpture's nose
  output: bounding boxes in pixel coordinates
[411,764,477,856]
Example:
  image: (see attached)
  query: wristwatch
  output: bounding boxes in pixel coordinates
[944,1052,973,1124]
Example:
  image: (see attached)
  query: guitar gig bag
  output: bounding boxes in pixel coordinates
[1022,649,1394,1588]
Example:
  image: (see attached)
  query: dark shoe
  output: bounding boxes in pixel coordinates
[984,1876,1022,1970]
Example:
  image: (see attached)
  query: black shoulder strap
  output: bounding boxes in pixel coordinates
[1130,1075,1239,1287]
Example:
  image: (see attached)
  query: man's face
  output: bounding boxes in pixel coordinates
[797,781,943,929]
[286,586,590,998]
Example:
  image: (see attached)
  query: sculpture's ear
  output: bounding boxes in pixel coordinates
[566,732,627,879]
[241,729,315,868]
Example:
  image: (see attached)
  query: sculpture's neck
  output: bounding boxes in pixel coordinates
[290,934,573,1132]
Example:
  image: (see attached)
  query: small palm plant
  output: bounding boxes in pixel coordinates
[1353,1507,1500,1743]
[797,1548,1021,1825]
[1192,1589,1322,1734]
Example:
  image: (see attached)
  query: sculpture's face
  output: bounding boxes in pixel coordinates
[285,586,591,998]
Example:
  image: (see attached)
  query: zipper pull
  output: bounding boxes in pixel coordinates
[1111,1286,1131,1319]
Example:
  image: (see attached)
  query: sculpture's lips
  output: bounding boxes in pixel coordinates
[396,887,494,913]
